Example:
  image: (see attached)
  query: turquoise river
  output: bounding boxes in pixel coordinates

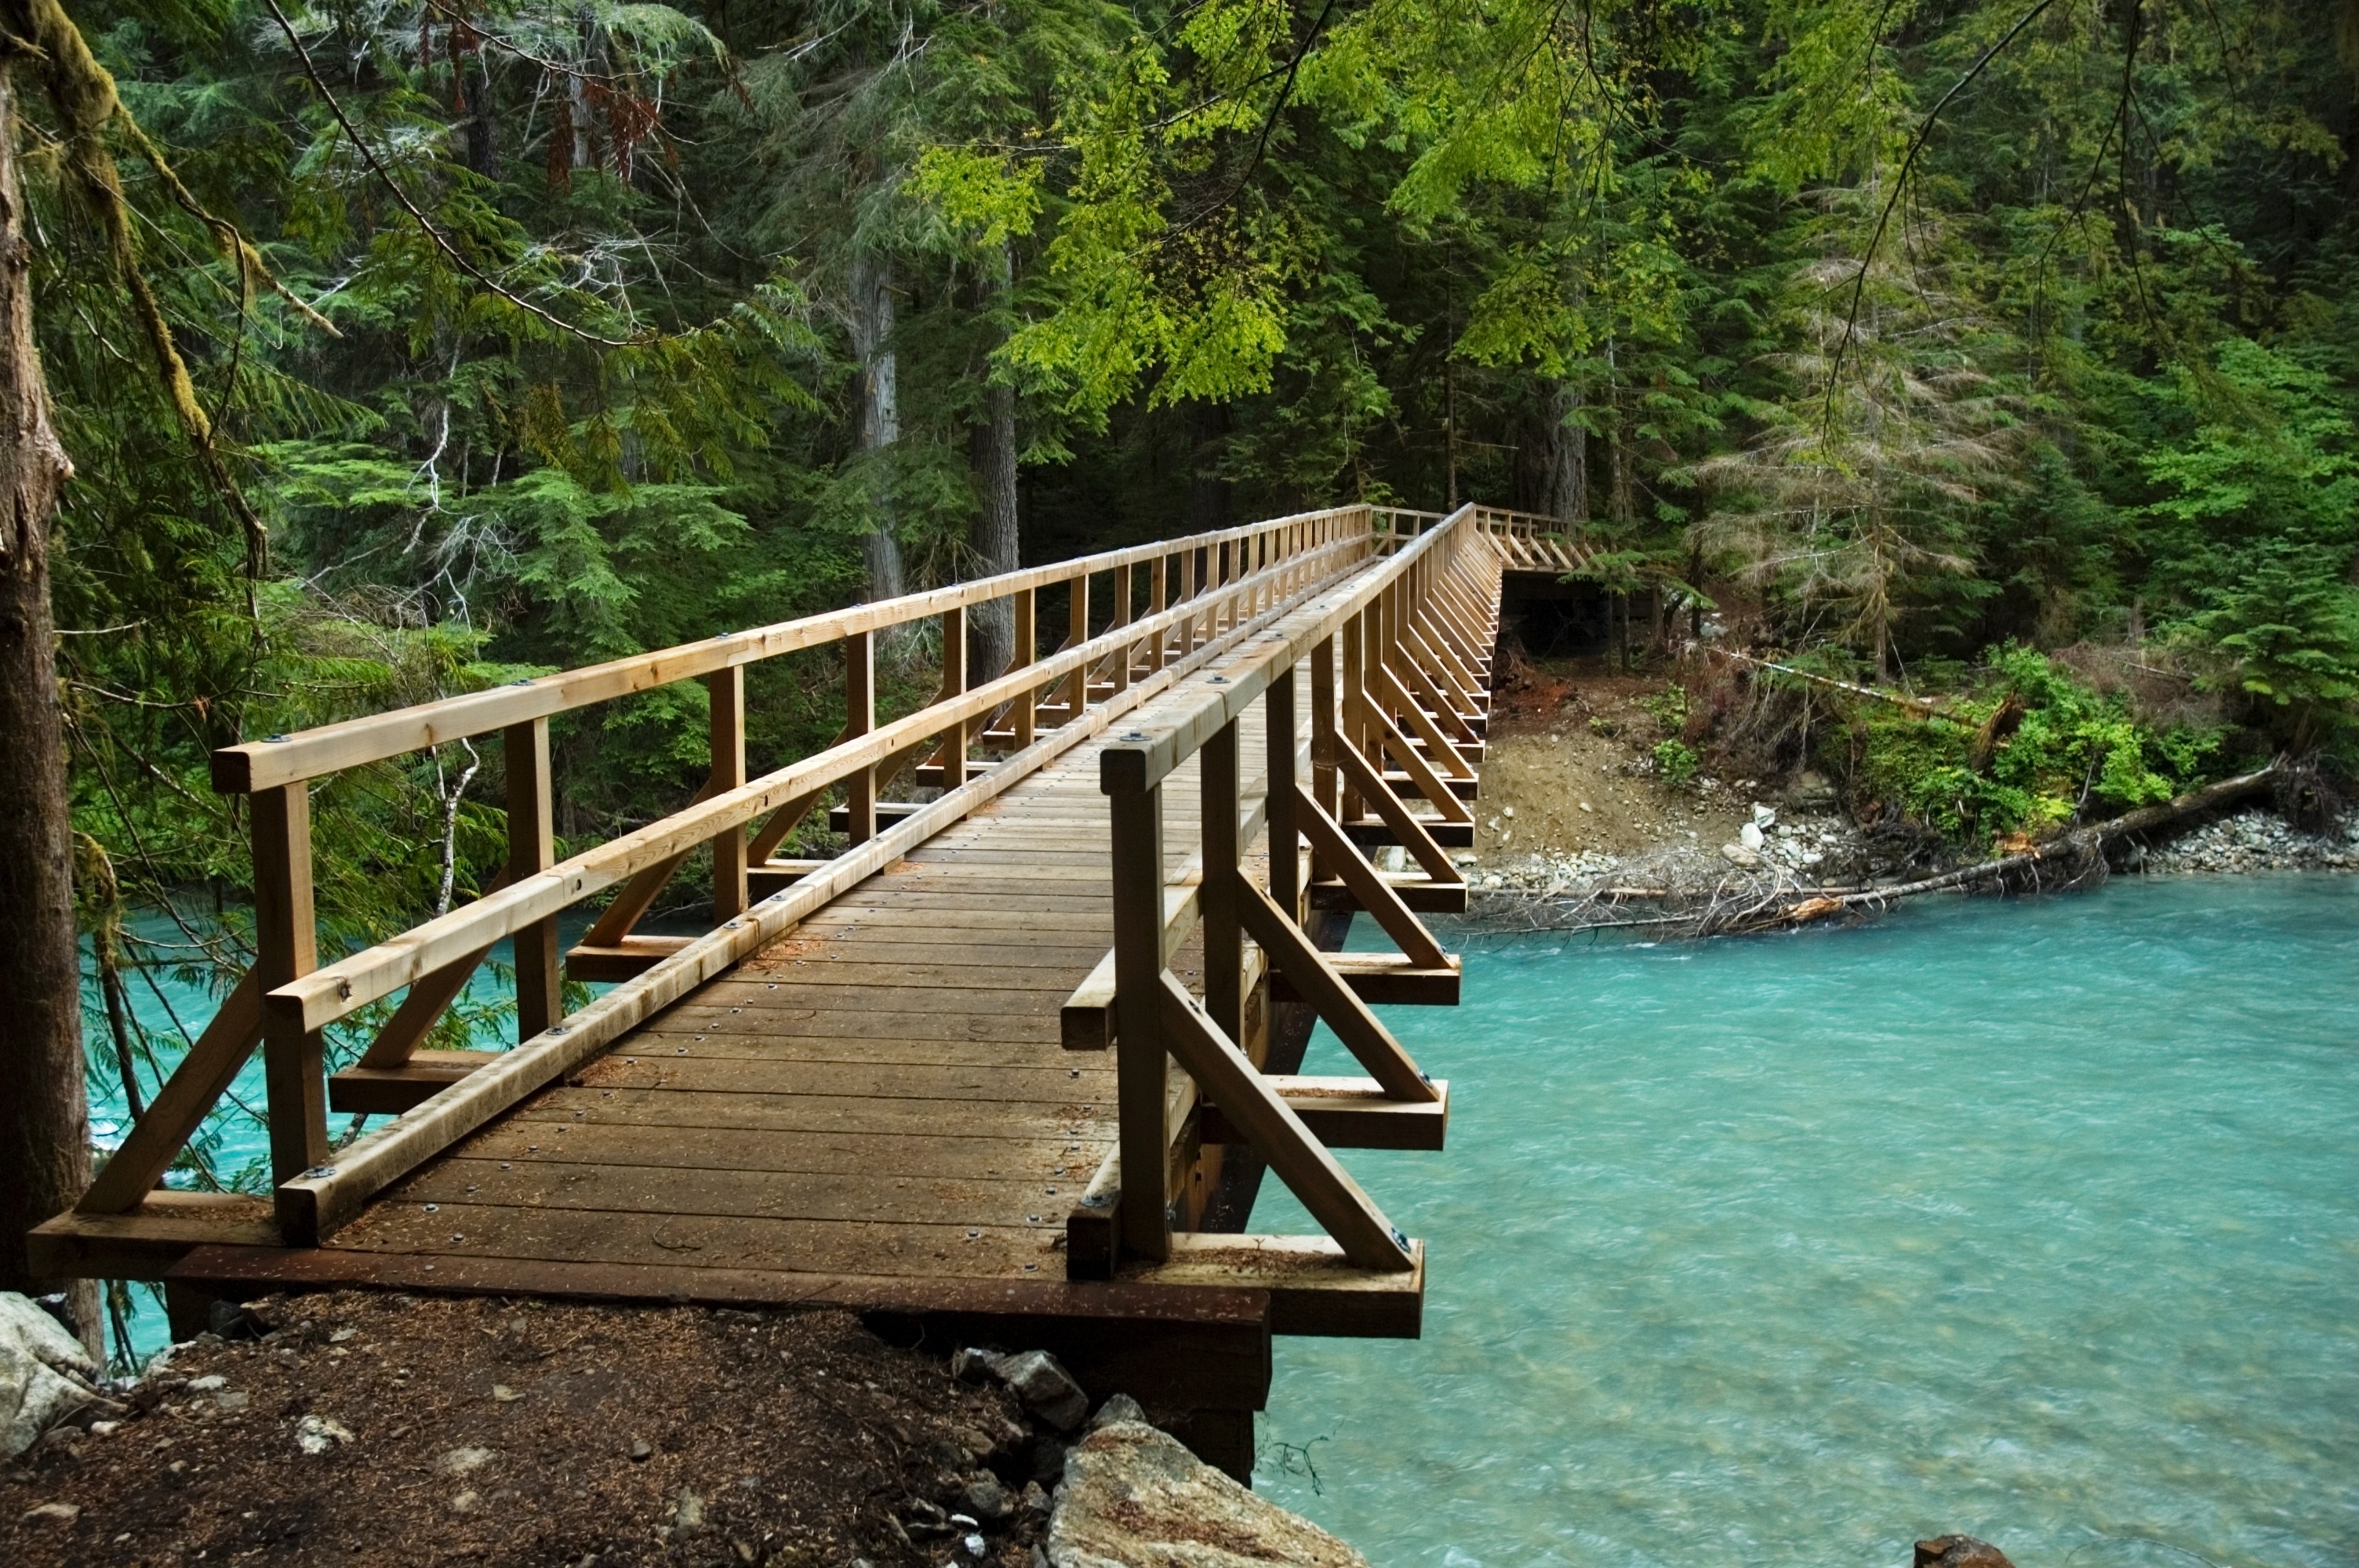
[1249,873,2357,1568]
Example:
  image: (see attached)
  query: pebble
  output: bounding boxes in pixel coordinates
[295,1415,353,1454]
[21,1501,81,1526]
[2141,808,2359,875]
[628,1437,653,1461]
[438,1446,494,1474]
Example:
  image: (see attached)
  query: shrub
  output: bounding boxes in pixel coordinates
[1852,644,2219,843]
[1653,739,1701,785]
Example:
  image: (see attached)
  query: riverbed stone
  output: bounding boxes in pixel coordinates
[1049,1417,1367,1568]
[1914,1536,2014,1568]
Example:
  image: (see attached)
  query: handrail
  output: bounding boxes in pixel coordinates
[213,504,1374,793]
[1090,504,1504,1279]
[264,529,1372,1034]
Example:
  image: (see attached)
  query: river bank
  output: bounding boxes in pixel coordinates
[1456,664,2352,926]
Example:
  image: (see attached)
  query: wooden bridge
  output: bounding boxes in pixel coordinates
[32,503,1535,1475]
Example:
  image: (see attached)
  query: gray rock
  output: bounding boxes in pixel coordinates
[1087,1394,1144,1431]
[0,1292,103,1461]
[961,1474,1013,1522]
[20,1501,81,1526]
[1048,1417,1367,1568]
[295,1414,354,1454]
[987,1349,1090,1432]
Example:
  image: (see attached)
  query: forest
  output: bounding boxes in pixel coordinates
[0,0,2351,1348]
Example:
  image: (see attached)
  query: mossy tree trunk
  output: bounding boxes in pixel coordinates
[0,46,97,1351]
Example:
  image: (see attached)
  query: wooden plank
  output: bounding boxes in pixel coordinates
[572,1056,1110,1102]
[170,1243,1272,1328]
[391,1159,1090,1227]
[1271,953,1462,1007]
[78,970,263,1214]
[526,1085,1110,1139]
[565,934,693,982]
[507,719,564,1041]
[454,1122,1089,1181]
[1199,1076,1449,1152]
[1309,877,1470,915]
[325,1201,1059,1280]
[1122,1234,1422,1338]
[31,1192,282,1281]
[1343,815,1474,850]
[1294,785,1449,967]
[328,1050,503,1115]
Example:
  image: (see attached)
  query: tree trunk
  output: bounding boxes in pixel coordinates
[1547,379,1587,526]
[0,56,98,1352]
[1186,400,1229,535]
[972,379,1019,677]
[970,247,1019,679]
[849,249,904,605]
[462,56,499,179]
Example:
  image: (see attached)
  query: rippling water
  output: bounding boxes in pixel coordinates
[1248,874,2359,1568]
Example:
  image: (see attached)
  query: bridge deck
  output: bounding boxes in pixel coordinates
[316,714,1256,1295]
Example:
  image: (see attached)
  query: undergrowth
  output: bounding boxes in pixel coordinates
[1848,645,2222,844]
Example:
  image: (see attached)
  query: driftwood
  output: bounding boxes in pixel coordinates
[1461,762,2285,942]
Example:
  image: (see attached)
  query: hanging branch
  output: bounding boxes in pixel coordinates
[1821,0,2060,430]
[260,0,644,350]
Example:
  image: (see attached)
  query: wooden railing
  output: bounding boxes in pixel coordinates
[1071,503,1505,1283]
[79,504,1456,1244]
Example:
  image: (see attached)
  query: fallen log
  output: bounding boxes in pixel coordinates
[1747,761,2284,932]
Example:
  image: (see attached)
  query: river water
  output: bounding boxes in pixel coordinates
[1249,874,2359,1568]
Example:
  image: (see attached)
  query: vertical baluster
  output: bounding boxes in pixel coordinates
[506,717,561,1040]
[253,783,325,1192]
[1060,572,1091,716]
[1311,634,1339,887]
[1108,775,1170,1263]
[845,630,877,843]
[707,667,747,922]
[1010,593,1035,749]
[1150,557,1168,671]
[940,604,969,786]
[1201,721,1241,1043]
[1339,612,1367,822]
[1267,668,1299,921]
[1112,562,1132,693]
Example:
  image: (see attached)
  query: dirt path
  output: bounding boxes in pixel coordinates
[5,1292,1062,1568]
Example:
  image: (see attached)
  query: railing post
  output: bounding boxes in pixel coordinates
[845,630,877,844]
[1340,612,1368,822]
[1058,573,1090,716]
[1267,667,1299,921]
[1201,720,1242,1043]
[253,783,326,1191]
[1109,776,1171,1264]
[1112,562,1132,694]
[941,605,969,786]
[506,717,562,1040]
[707,666,747,921]
[1009,593,1035,750]
[1149,557,1168,671]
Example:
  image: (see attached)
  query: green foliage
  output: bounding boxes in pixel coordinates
[1652,739,1701,786]
[1856,647,2219,843]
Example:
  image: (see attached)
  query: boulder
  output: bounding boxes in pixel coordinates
[1,1292,102,1461]
[1915,1537,2015,1568]
[1049,1416,1367,1568]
